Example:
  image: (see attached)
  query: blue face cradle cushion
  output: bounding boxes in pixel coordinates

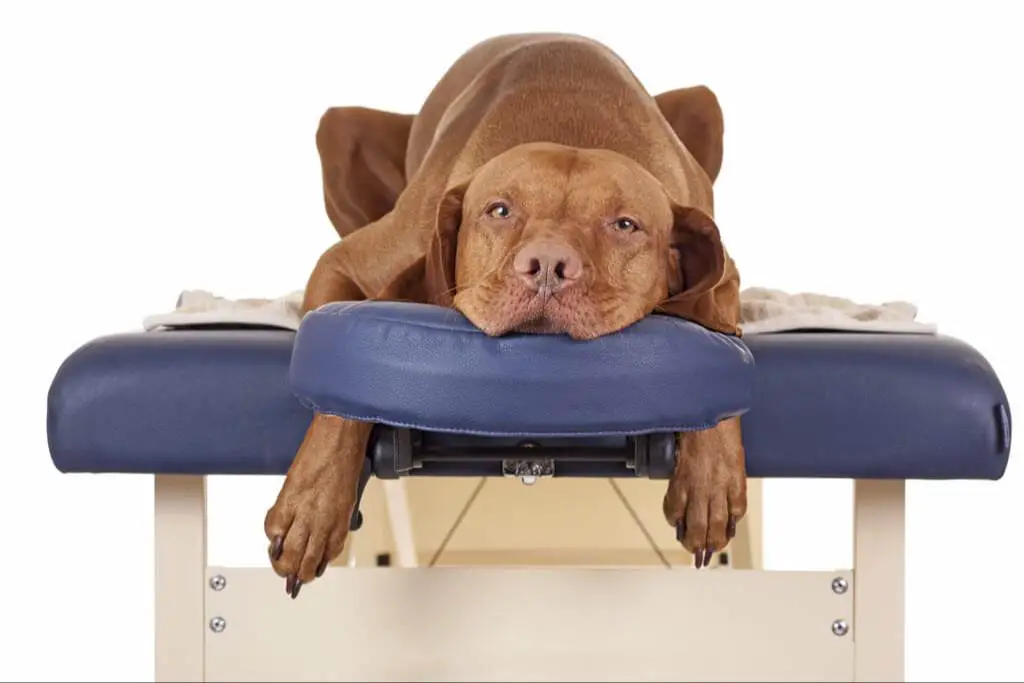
[288,301,755,439]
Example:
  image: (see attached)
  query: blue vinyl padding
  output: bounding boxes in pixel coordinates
[47,313,1011,481]
[289,302,754,437]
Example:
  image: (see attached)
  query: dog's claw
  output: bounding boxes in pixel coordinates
[270,535,284,561]
[691,547,713,568]
[675,520,718,568]
[726,515,737,541]
[285,575,302,599]
[316,557,329,578]
[291,579,303,599]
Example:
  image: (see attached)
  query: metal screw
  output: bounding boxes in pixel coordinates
[831,619,849,637]
[209,574,226,591]
[209,616,227,633]
[831,576,848,594]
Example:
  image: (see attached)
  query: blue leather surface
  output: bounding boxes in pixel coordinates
[734,333,1010,480]
[47,331,310,475]
[47,326,1012,480]
[289,302,755,437]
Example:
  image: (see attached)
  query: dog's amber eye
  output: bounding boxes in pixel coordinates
[486,202,512,219]
[613,217,639,232]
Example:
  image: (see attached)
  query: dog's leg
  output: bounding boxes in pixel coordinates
[265,215,423,596]
[264,413,372,597]
[264,244,365,597]
[654,86,724,184]
[316,106,414,237]
[663,416,747,568]
[265,244,368,596]
[301,239,367,311]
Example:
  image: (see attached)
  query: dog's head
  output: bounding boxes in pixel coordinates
[424,142,738,340]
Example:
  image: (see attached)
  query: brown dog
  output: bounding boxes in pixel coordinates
[265,33,746,596]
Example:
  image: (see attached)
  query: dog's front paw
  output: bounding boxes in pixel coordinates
[264,477,355,598]
[663,420,747,568]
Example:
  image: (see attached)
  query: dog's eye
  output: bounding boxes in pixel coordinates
[613,217,640,232]
[486,202,512,219]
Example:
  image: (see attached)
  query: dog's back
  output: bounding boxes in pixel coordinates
[405,34,710,211]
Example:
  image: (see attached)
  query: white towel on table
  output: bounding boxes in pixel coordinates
[738,287,936,335]
[143,289,306,332]
[142,286,937,335]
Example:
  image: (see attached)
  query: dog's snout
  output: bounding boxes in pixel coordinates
[513,240,582,293]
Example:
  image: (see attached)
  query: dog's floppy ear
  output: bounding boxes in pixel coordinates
[654,86,725,184]
[422,179,470,307]
[316,106,414,238]
[659,203,741,336]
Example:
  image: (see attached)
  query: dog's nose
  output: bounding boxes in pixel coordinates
[513,240,582,293]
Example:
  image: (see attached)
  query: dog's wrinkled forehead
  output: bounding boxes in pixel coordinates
[464,143,671,226]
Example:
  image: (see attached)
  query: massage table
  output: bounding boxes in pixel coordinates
[47,301,1011,682]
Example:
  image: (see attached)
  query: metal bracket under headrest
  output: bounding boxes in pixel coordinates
[367,425,678,481]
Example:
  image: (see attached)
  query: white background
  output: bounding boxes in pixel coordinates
[1,1,1021,681]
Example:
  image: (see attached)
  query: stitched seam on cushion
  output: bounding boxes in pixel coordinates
[301,400,736,437]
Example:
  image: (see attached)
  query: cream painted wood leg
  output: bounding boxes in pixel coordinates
[723,477,762,569]
[381,479,419,567]
[154,474,207,682]
[853,479,905,682]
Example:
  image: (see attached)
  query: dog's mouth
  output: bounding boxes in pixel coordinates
[508,291,570,334]
[512,316,563,334]
[456,277,645,341]
[458,286,594,339]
